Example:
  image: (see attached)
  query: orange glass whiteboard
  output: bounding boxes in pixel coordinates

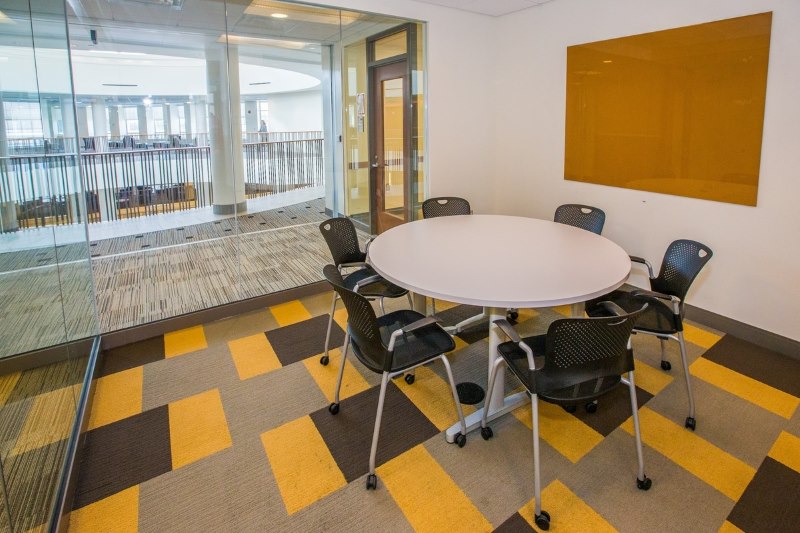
[564,12,772,206]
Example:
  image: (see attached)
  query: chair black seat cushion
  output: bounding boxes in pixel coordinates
[343,267,408,299]
[586,290,678,334]
[499,335,622,405]
[350,309,456,373]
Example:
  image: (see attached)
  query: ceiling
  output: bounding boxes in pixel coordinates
[408,0,556,17]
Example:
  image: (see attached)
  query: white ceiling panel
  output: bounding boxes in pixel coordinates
[407,0,555,17]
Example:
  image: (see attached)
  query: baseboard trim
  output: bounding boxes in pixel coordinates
[100,281,329,350]
[0,338,96,375]
[685,303,799,360]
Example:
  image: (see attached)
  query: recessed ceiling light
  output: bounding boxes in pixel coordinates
[271,13,288,19]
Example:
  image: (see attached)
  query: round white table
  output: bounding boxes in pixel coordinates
[367,214,632,442]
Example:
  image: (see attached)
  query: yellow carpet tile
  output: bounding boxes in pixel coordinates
[767,431,800,473]
[377,444,492,532]
[164,325,208,358]
[261,416,346,515]
[691,358,799,419]
[68,485,139,533]
[88,366,143,430]
[269,301,312,326]
[302,349,370,404]
[168,389,232,469]
[513,401,604,463]
[519,479,616,532]
[622,407,755,501]
[228,333,282,380]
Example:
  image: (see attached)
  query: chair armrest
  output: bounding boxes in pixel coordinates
[597,301,627,317]
[338,262,368,271]
[354,274,383,293]
[364,236,376,257]
[387,316,442,351]
[493,318,521,343]
[494,319,536,370]
[631,289,681,314]
[629,255,654,279]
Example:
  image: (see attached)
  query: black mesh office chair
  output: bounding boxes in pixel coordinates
[554,204,606,235]
[322,265,468,490]
[421,197,471,218]
[585,239,713,430]
[319,218,411,367]
[480,304,651,531]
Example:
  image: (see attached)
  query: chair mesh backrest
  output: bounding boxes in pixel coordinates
[534,309,643,394]
[553,204,606,235]
[322,264,387,372]
[319,218,366,267]
[651,239,713,301]
[422,197,471,218]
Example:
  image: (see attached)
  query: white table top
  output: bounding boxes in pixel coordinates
[367,214,631,309]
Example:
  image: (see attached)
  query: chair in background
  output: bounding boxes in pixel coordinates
[318,217,412,369]
[553,204,606,235]
[480,304,651,531]
[421,196,471,218]
[585,239,713,430]
[323,265,468,490]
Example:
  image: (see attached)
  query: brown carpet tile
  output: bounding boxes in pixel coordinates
[57,294,800,532]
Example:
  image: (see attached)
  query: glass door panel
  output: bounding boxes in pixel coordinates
[371,60,407,233]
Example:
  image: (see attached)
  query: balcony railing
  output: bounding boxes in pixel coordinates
[0,134,324,230]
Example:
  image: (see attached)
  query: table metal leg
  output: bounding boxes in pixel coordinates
[444,306,529,443]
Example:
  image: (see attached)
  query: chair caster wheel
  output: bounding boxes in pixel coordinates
[328,403,339,415]
[685,417,696,431]
[660,360,671,371]
[637,476,652,490]
[585,401,598,413]
[404,374,415,385]
[366,474,377,490]
[535,510,550,530]
[320,355,329,366]
[507,310,519,321]
[563,405,577,414]
[481,426,493,440]
[455,433,466,448]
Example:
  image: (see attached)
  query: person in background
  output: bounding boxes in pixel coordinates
[259,119,268,142]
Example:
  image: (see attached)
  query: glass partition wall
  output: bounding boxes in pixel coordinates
[0,1,425,528]
[0,1,97,531]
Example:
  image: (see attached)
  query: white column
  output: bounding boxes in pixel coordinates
[244,100,258,139]
[108,105,121,137]
[91,99,108,138]
[163,104,172,135]
[137,105,148,138]
[183,103,193,137]
[205,44,245,215]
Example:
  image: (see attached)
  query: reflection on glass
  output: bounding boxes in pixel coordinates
[565,12,771,206]
[343,41,370,226]
[374,30,407,61]
[382,78,404,212]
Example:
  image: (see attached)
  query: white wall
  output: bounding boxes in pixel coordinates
[331,0,498,214]
[266,90,324,132]
[493,0,800,341]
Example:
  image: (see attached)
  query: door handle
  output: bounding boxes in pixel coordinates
[371,155,382,168]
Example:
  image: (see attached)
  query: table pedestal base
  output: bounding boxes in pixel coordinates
[445,391,529,443]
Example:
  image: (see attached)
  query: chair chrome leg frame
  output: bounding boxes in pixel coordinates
[479,361,651,530]
[635,330,696,430]
[320,292,340,366]
[327,338,468,490]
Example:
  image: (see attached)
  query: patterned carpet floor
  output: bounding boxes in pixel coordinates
[0,199,336,357]
[61,293,800,532]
